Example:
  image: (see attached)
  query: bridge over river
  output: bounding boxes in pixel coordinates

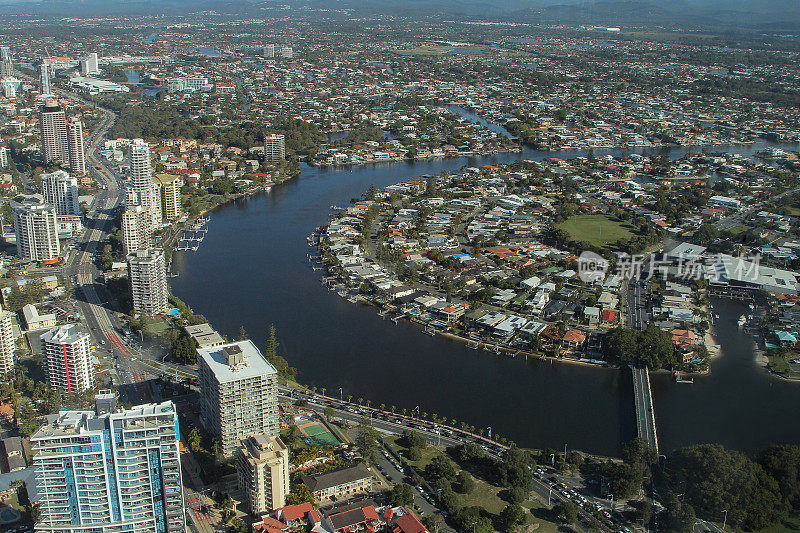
[632,365,659,454]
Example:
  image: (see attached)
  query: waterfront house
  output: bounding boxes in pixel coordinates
[562,329,587,351]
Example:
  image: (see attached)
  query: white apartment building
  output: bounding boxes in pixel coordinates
[11,194,60,262]
[31,394,186,533]
[264,133,286,162]
[0,304,14,376]
[198,341,279,456]
[127,248,168,316]
[41,323,93,393]
[121,204,153,255]
[41,170,80,216]
[129,138,162,227]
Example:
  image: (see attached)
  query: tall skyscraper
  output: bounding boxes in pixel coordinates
[31,394,186,533]
[0,303,15,376]
[263,45,275,58]
[11,194,60,262]
[153,173,182,222]
[40,102,68,165]
[280,46,293,59]
[86,52,99,74]
[121,204,153,255]
[40,324,93,393]
[129,138,161,227]
[66,116,86,175]
[38,61,51,95]
[198,341,279,456]
[264,133,286,162]
[0,145,8,168]
[0,46,12,78]
[41,170,80,216]
[127,248,168,316]
[237,433,290,513]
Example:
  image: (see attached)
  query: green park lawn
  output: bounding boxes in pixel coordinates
[396,45,452,56]
[385,436,514,516]
[740,514,800,533]
[557,214,635,248]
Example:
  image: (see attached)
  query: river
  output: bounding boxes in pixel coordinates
[170,140,800,456]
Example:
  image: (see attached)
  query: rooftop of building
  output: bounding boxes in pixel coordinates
[301,464,373,493]
[153,172,182,185]
[127,247,164,263]
[238,433,287,462]
[198,340,277,384]
[39,323,88,344]
[31,397,177,441]
[185,323,225,347]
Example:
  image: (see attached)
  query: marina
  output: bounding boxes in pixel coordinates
[175,217,209,252]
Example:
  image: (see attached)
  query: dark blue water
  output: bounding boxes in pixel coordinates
[171,141,800,456]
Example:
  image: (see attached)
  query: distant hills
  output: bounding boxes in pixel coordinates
[0,0,797,30]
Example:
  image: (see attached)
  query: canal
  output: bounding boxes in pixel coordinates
[170,141,800,456]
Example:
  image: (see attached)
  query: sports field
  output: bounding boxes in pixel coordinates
[557,214,635,247]
[299,422,342,446]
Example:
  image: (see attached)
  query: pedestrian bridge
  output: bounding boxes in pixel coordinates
[631,365,659,454]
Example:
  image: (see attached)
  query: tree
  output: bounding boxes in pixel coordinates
[506,485,530,504]
[498,504,526,532]
[187,427,202,453]
[456,470,475,494]
[455,507,493,533]
[217,495,236,523]
[173,334,198,364]
[438,488,459,514]
[663,492,696,533]
[557,500,579,524]
[407,446,423,461]
[456,442,485,463]
[757,445,800,510]
[405,430,427,449]
[266,323,279,358]
[425,455,458,482]
[353,424,380,461]
[666,444,788,529]
[237,325,248,340]
[286,484,315,505]
[390,483,415,507]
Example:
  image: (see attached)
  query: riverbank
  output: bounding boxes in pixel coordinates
[350,291,612,370]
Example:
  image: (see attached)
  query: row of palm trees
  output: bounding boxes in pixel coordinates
[305,386,516,447]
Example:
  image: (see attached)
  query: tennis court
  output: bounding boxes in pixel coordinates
[299,422,341,446]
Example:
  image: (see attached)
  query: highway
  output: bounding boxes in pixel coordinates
[48,89,151,401]
[280,390,617,533]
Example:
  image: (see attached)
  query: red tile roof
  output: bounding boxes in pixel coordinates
[394,512,428,533]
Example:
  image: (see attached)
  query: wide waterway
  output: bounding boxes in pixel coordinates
[171,140,800,456]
